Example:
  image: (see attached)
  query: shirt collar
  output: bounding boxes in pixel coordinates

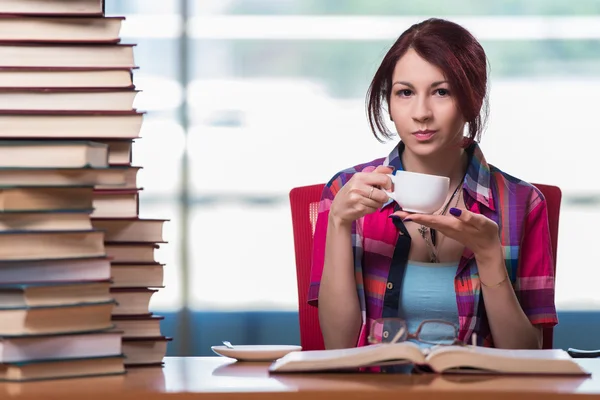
[382,141,495,211]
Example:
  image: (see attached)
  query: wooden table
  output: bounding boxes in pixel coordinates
[2,357,600,400]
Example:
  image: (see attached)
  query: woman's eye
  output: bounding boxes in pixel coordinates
[396,89,412,97]
[436,88,450,96]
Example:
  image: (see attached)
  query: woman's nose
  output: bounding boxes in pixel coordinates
[412,97,433,122]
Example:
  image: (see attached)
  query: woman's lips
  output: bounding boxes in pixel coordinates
[413,130,437,141]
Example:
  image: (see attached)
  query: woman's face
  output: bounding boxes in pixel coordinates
[389,48,465,157]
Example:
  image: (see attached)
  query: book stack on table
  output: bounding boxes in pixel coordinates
[0,0,170,381]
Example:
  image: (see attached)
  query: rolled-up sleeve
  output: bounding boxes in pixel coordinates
[308,163,378,308]
[516,197,559,327]
[307,182,336,306]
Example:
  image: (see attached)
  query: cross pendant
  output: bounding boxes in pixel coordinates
[418,225,429,239]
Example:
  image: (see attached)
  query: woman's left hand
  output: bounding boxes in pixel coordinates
[393,207,502,261]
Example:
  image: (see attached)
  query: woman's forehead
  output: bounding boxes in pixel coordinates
[392,49,446,84]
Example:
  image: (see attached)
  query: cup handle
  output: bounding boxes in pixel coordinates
[382,174,395,200]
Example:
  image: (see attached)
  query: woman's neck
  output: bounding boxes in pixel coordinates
[402,147,468,189]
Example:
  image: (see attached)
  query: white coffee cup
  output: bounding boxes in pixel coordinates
[383,171,450,214]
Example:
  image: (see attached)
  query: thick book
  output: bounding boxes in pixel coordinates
[0,0,103,16]
[0,166,127,187]
[0,281,111,307]
[94,166,139,190]
[0,256,111,284]
[110,263,164,288]
[269,343,591,376]
[0,186,94,212]
[0,43,135,68]
[0,67,134,89]
[104,242,158,264]
[0,109,143,139]
[0,210,93,232]
[97,139,133,165]
[122,336,171,367]
[110,288,158,316]
[0,355,125,382]
[91,218,166,243]
[0,331,121,363]
[0,229,105,261]
[111,315,164,338]
[0,140,108,168]
[91,188,139,218]
[0,300,114,336]
[0,16,123,43]
[0,88,139,111]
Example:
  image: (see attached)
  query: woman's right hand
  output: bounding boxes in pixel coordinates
[329,165,394,227]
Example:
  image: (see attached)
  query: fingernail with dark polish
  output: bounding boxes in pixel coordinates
[388,215,400,220]
[403,218,412,222]
[449,208,462,217]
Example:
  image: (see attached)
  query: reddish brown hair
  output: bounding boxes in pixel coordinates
[366,18,489,145]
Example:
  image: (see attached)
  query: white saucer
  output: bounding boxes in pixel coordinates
[211,345,302,361]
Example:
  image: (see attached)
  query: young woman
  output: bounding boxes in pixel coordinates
[308,18,557,351]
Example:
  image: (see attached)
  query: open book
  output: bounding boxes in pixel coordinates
[268,342,590,375]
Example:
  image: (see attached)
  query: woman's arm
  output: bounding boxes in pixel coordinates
[392,195,557,350]
[315,166,393,349]
[479,194,557,349]
[318,216,362,349]
[476,248,542,349]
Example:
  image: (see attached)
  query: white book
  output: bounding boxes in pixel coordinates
[0,89,138,112]
[0,111,143,139]
[0,44,134,68]
[0,16,122,42]
[0,140,108,168]
[0,0,103,16]
[0,68,133,89]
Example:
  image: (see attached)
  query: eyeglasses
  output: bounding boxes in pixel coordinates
[367,318,472,346]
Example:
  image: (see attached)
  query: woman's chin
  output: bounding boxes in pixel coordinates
[403,140,442,157]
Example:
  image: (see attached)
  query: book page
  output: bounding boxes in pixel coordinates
[269,342,427,373]
[427,345,573,361]
[425,346,590,375]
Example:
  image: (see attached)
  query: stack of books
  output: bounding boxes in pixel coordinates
[91,216,169,367]
[0,0,169,380]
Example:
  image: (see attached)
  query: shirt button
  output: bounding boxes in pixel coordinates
[383,331,389,339]
[386,282,393,290]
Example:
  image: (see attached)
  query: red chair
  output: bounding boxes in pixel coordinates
[289,182,561,350]
[533,183,562,349]
[289,184,326,352]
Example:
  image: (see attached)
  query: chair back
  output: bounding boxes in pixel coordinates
[289,182,561,350]
[532,183,562,349]
[289,184,326,351]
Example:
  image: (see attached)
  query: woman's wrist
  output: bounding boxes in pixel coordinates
[474,241,503,265]
[328,212,352,231]
[475,243,509,286]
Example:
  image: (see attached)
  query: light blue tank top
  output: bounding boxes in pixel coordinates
[399,260,459,348]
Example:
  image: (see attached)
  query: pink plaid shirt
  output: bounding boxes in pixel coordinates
[309,142,558,347]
